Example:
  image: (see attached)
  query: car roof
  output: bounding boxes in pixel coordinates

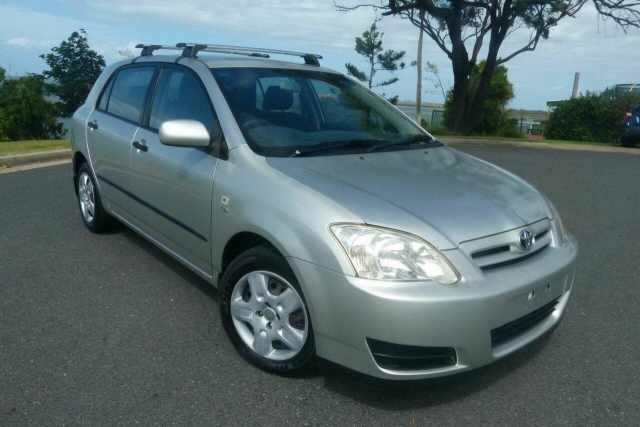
[203,55,340,74]
[128,54,340,74]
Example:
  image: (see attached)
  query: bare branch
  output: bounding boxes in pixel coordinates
[470,11,491,66]
[496,30,542,64]
[334,1,385,12]
[593,0,640,30]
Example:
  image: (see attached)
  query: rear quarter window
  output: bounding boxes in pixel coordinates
[97,78,114,111]
[107,66,155,124]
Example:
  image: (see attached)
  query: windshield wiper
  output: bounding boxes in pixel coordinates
[365,134,440,153]
[290,139,388,157]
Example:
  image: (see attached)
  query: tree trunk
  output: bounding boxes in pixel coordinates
[450,78,469,132]
[415,12,425,125]
[460,70,492,133]
[460,33,503,133]
[368,56,375,89]
[446,8,472,133]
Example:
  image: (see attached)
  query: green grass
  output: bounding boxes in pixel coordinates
[0,139,70,156]
[533,138,615,147]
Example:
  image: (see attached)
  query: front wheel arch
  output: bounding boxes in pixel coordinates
[220,232,281,275]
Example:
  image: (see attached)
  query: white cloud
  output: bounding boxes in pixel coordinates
[5,37,32,47]
[84,0,376,50]
[3,37,55,48]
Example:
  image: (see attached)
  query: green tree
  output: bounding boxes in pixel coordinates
[545,89,640,143]
[0,74,62,140]
[444,62,514,135]
[338,1,640,133]
[345,18,406,91]
[40,29,105,116]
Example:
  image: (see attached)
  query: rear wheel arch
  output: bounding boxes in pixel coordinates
[73,151,87,177]
[72,152,87,194]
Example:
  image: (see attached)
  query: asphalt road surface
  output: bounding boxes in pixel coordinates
[1,144,639,426]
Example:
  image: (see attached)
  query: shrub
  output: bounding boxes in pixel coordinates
[496,119,523,138]
[545,89,640,144]
[0,74,63,140]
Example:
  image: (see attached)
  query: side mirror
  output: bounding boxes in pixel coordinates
[159,120,211,148]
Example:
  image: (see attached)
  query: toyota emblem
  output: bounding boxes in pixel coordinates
[519,229,534,250]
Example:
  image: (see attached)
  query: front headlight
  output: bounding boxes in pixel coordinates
[330,224,459,285]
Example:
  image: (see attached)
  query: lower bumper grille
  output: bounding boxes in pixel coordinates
[367,338,457,371]
[491,298,559,347]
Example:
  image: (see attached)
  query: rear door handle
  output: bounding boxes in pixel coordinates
[88,120,99,131]
[132,140,148,152]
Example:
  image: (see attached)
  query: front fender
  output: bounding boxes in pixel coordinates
[210,145,360,279]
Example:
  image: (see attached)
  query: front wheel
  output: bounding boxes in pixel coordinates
[220,246,315,374]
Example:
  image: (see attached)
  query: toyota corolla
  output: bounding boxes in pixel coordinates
[70,43,577,380]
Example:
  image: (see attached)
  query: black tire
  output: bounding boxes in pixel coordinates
[220,245,315,374]
[76,162,111,233]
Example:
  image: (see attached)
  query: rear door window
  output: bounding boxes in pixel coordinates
[107,66,155,124]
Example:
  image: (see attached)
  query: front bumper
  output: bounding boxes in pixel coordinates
[289,235,577,380]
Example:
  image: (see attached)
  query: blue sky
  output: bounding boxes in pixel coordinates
[1,0,639,110]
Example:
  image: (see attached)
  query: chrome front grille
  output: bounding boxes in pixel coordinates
[460,219,552,269]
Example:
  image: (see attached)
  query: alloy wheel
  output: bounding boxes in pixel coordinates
[78,172,96,224]
[230,271,309,361]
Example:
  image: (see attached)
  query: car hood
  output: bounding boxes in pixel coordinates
[268,146,548,245]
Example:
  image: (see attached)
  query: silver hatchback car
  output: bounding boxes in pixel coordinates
[70,43,577,380]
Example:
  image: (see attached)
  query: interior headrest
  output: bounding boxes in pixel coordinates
[263,86,293,111]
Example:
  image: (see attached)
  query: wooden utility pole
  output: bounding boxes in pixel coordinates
[415,11,425,125]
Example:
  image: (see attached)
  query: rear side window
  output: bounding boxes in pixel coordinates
[97,78,114,111]
[149,67,217,133]
[107,66,155,124]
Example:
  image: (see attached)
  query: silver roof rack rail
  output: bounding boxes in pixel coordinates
[135,44,180,57]
[135,43,322,66]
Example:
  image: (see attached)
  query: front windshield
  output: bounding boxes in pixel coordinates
[211,67,437,157]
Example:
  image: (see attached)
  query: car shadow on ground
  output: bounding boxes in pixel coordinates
[116,221,219,302]
[113,218,555,407]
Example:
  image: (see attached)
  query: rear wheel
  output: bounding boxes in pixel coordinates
[76,162,111,232]
[220,246,315,374]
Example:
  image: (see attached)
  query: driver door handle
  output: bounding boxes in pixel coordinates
[88,120,99,131]
[132,140,148,152]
